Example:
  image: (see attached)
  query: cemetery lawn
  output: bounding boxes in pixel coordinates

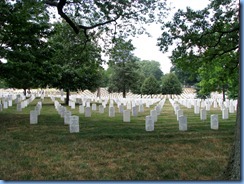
[0,98,236,180]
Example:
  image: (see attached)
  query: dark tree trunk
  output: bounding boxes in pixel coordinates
[222,85,226,101]
[65,89,70,105]
[122,88,126,98]
[97,87,101,98]
[23,88,27,96]
[223,2,240,177]
[222,71,240,180]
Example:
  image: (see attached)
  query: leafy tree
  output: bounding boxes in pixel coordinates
[141,75,160,98]
[161,73,182,98]
[157,0,239,101]
[108,38,139,98]
[137,60,163,81]
[0,0,52,95]
[170,65,198,87]
[44,0,168,38]
[157,0,240,179]
[48,22,103,104]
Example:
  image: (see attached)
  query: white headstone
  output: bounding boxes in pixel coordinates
[119,105,124,113]
[132,106,138,117]
[70,101,75,109]
[194,105,200,114]
[30,110,38,124]
[85,107,91,117]
[99,105,104,113]
[64,111,72,125]
[177,109,183,121]
[123,110,130,122]
[200,109,207,120]
[69,115,79,133]
[139,104,144,112]
[211,114,219,130]
[150,110,157,122]
[222,108,229,119]
[145,115,154,131]
[3,101,8,109]
[229,104,235,113]
[92,104,97,111]
[179,115,187,131]
[155,105,161,115]
[8,100,12,107]
[79,105,84,114]
[174,105,180,114]
[109,106,115,117]
[17,103,22,112]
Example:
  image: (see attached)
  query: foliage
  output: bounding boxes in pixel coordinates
[44,0,169,38]
[47,22,103,102]
[0,0,52,92]
[170,65,198,87]
[108,38,139,97]
[161,73,182,96]
[157,0,239,99]
[137,60,163,81]
[141,75,160,97]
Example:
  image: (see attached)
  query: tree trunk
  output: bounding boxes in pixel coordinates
[222,85,226,101]
[97,87,101,98]
[23,88,27,96]
[65,89,70,105]
[222,75,240,180]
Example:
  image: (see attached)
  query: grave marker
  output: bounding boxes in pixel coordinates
[211,114,219,130]
[177,109,183,121]
[179,115,187,131]
[64,111,72,125]
[222,108,229,119]
[200,109,207,120]
[69,116,79,133]
[109,106,115,117]
[98,105,104,113]
[150,110,157,122]
[85,107,91,117]
[30,110,38,124]
[145,115,154,131]
[123,110,130,122]
[79,105,84,114]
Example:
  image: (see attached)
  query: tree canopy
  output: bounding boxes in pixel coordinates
[45,0,168,37]
[47,22,103,103]
[157,0,239,100]
[161,73,182,97]
[0,0,52,94]
[141,75,160,97]
[107,38,139,98]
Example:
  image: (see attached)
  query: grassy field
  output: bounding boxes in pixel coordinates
[0,97,236,180]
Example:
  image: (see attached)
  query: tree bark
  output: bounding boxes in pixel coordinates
[96,87,101,98]
[222,85,226,101]
[65,89,70,105]
[222,70,240,180]
[23,88,27,96]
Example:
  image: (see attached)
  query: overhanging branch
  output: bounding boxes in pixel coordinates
[45,0,121,35]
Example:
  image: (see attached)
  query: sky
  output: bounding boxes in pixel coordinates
[131,0,210,74]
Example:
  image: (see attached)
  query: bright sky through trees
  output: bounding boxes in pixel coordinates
[131,0,210,74]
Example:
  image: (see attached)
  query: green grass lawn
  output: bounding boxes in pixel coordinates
[0,97,236,180]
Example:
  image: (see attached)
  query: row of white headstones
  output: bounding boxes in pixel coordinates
[0,92,238,133]
[49,95,165,133]
[169,98,238,131]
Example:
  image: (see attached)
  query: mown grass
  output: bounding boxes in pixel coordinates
[0,97,236,180]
